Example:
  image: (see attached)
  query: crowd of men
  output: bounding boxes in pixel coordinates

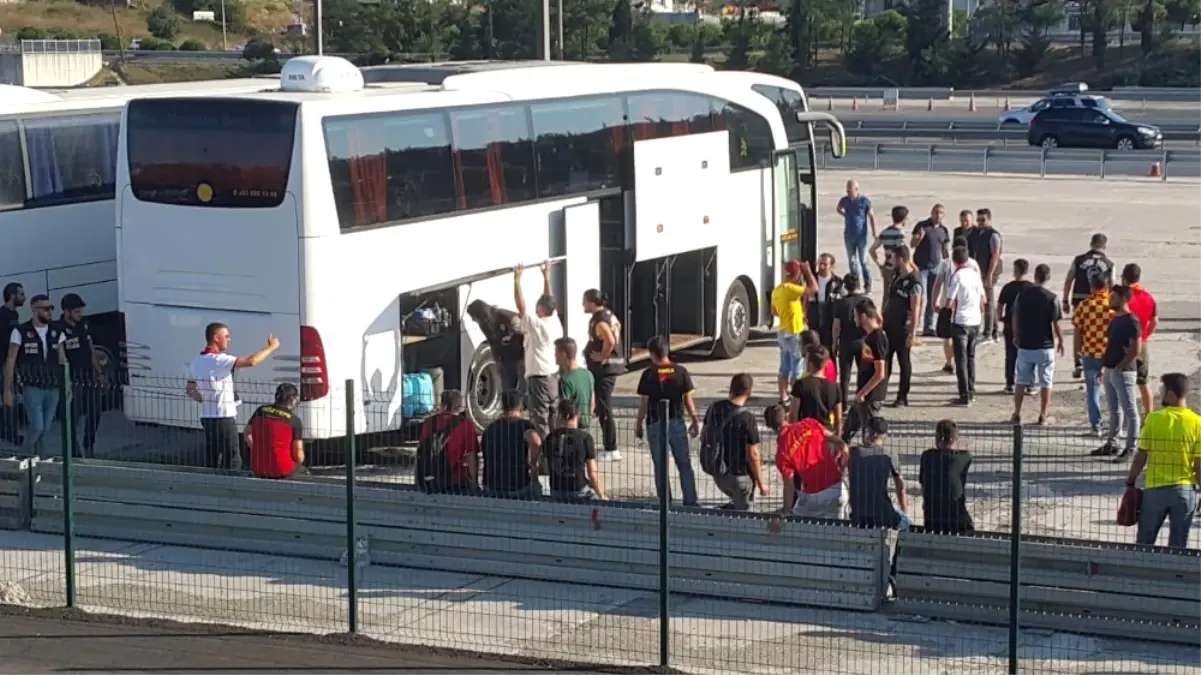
[764,178,1198,548]
[0,283,105,460]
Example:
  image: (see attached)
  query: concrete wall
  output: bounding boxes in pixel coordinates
[0,52,102,87]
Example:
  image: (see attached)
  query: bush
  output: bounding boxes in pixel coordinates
[147,5,183,41]
[178,38,207,51]
[242,37,277,61]
[96,32,122,50]
[137,36,176,51]
[14,27,49,40]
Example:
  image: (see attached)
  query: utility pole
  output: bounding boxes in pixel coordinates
[220,0,228,51]
[542,0,551,60]
[557,0,564,59]
[316,0,323,54]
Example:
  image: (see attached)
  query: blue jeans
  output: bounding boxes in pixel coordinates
[844,234,873,291]
[918,268,938,331]
[647,418,697,506]
[1103,369,1140,452]
[22,386,60,458]
[1081,356,1103,431]
[777,332,801,380]
[1137,485,1197,548]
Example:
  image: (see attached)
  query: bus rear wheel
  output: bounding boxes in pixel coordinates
[467,344,504,431]
[712,281,750,359]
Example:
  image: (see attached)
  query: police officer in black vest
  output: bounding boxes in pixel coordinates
[59,293,103,458]
[0,283,24,447]
[3,294,65,457]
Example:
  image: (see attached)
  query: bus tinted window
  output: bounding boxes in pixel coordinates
[530,96,625,198]
[0,121,24,210]
[324,112,457,230]
[24,115,119,205]
[127,99,296,208]
[450,106,537,209]
[723,103,774,170]
[627,92,721,141]
[751,84,811,144]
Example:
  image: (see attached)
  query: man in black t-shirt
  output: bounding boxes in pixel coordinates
[832,274,869,405]
[481,390,543,498]
[703,374,764,510]
[919,419,974,534]
[882,246,922,408]
[842,300,889,444]
[910,204,949,336]
[545,400,605,501]
[0,283,22,447]
[996,259,1033,395]
[1010,264,1065,425]
[1094,285,1142,459]
[847,417,908,529]
[466,300,524,392]
[790,345,843,431]
[1062,233,1114,378]
[636,336,701,506]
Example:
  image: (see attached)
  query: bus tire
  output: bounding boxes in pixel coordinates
[466,343,504,431]
[712,280,750,359]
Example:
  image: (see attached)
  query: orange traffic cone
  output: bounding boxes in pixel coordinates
[1149,162,1162,178]
[968,93,978,112]
[1004,96,1012,111]
[851,97,859,112]
[927,97,934,112]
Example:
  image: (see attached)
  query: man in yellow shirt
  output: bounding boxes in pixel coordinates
[772,260,817,402]
[1124,372,1201,548]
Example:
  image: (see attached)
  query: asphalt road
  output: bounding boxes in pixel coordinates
[823,144,1201,178]
[837,106,1201,125]
[0,609,626,674]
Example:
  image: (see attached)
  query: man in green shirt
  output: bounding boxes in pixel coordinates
[555,337,594,430]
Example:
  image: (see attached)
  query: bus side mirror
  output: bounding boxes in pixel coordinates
[795,112,847,159]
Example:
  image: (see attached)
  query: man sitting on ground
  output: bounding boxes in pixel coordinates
[544,400,606,501]
[481,390,543,499]
[766,403,848,519]
[847,417,909,529]
[415,390,480,495]
[246,383,307,480]
[918,419,975,534]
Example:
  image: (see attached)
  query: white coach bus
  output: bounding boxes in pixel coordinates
[116,57,845,439]
[0,79,277,379]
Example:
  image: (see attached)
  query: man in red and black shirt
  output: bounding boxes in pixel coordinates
[418,390,481,494]
[1121,264,1159,415]
[246,383,306,479]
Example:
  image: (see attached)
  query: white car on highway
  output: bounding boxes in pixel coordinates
[998,94,1113,126]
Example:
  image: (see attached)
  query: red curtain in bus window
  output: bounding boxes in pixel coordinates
[484,112,506,206]
[670,97,690,137]
[633,101,659,141]
[346,125,387,225]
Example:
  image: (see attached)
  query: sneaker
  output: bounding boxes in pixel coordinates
[890,398,909,408]
[952,397,971,407]
[1003,385,1014,395]
[922,329,936,338]
[599,450,623,462]
[1072,366,1083,379]
[1089,444,1117,457]
[942,364,954,374]
[1114,449,1133,461]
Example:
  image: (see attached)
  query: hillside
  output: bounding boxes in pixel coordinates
[0,0,294,50]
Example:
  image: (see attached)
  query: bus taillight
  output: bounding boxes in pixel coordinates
[299,325,329,401]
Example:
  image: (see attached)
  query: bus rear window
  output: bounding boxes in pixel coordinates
[127,99,298,208]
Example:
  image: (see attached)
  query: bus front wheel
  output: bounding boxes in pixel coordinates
[466,344,504,431]
[712,281,750,359]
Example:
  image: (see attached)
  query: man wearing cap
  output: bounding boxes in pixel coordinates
[59,293,104,458]
[771,260,817,403]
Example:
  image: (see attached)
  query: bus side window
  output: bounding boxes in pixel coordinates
[626,92,716,141]
[531,96,625,198]
[721,103,774,170]
[750,84,810,145]
[0,121,25,210]
[23,115,119,206]
[449,105,537,210]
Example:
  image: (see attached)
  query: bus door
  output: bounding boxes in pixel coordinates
[561,202,601,351]
[765,149,811,322]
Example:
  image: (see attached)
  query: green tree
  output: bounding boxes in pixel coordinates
[15,27,48,40]
[147,5,184,41]
[754,26,794,75]
[607,0,634,61]
[1015,0,1064,76]
[723,10,754,70]
[138,36,176,50]
[242,37,277,61]
[96,32,122,50]
[1164,0,1201,27]
[630,10,667,60]
[902,0,950,83]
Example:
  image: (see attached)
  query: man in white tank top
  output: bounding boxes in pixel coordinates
[514,263,563,441]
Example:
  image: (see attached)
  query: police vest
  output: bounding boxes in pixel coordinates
[59,320,94,376]
[586,309,624,373]
[15,321,62,388]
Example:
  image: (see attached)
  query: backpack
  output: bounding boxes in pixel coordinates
[414,414,465,494]
[547,429,584,484]
[699,405,744,477]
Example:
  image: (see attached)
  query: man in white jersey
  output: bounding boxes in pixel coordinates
[186,322,279,470]
[514,262,563,441]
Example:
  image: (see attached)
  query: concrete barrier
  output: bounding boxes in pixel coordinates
[31,460,889,612]
[893,530,1201,645]
[809,87,956,100]
[0,456,34,530]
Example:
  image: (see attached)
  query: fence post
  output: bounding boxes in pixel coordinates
[59,362,75,608]
[344,380,358,634]
[656,399,670,669]
[1008,424,1023,675]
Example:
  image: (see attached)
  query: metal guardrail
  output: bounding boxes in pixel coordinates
[842,119,1201,143]
[894,530,1201,645]
[816,142,1201,179]
[31,460,890,612]
[0,456,33,530]
[808,86,1201,103]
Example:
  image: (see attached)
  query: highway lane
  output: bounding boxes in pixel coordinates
[821,144,1201,178]
[844,137,1200,149]
[834,105,1200,125]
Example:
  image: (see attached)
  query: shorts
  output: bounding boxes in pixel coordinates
[778,332,802,379]
[1136,343,1150,386]
[1015,348,1055,389]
